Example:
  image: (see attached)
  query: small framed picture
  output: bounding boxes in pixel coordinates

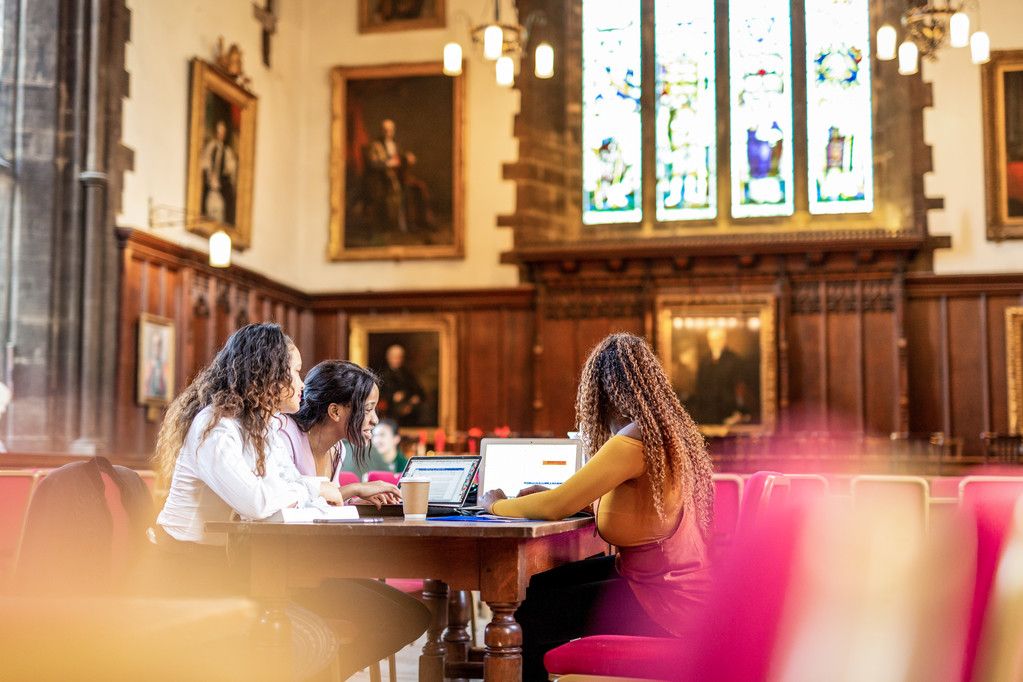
[348,313,457,435]
[137,314,176,408]
[656,293,778,436]
[358,0,446,33]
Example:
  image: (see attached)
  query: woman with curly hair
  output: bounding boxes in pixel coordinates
[155,322,342,550]
[479,332,715,679]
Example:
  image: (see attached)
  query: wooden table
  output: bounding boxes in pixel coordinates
[207,517,608,681]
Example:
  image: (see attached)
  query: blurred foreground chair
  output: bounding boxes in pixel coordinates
[850,475,929,534]
[0,469,40,583]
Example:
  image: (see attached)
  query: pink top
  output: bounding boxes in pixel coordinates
[275,414,343,482]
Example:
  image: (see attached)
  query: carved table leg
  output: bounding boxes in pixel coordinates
[483,601,523,682]
[419,578,449,682]
[444,589,473,681]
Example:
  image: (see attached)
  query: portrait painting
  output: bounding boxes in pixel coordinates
[137,314,176,408]
[330,62,464,260]
[358,0,445,33]
[1008,307,1023,434]
[982,50,1023,240]
[656,294,777,436]
[186,58,258,249]
[348,314,457,435]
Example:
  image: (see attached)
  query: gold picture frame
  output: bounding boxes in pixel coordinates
[185,58,258,249]
[348,313,457,436]
[137,313,176,408]
[329,62,464,261]
[982,50,1023,241]
[656,293,777,436]
[358,0,446,33]
[1008,307,1023,434]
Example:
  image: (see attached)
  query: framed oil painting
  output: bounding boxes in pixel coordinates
[982,50,1023,241]
[358,0,445,33]
[656,294,777,436]
[348,313,457,435]
[137,314,176,408]
[1008,307,1023,434]
[185,58,258,249]
[329,62,464,261]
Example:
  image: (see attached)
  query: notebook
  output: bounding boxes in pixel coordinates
[354,455,481,517]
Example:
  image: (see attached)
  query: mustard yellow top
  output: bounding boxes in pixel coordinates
[490,435,682,547]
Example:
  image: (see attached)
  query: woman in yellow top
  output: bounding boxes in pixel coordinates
[479,333,715,680]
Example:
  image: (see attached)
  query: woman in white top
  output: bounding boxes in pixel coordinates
[153,323,429,677]
[276,359,400,507]
[156,323,340,546]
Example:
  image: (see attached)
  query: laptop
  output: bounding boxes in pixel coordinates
[478,438,583,498]
[355,455,481,517]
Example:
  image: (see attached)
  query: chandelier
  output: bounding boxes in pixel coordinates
[442,2,554,87]
[876,1,989,75]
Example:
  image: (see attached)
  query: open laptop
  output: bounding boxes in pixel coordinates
[478,438,583,498]
[355,455,481,517]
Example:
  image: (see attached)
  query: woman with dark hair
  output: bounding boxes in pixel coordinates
[479,333,716,679]
[276,360,400,505]
[156,323,342,549]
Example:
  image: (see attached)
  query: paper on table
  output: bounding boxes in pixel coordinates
[276,505,359,523]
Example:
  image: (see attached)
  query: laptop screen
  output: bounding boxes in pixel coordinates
[400,456,479,505]
[479,439,583,497]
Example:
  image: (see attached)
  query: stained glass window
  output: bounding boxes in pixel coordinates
[655,0,716,222]
[728,0,794,218]
[805,0,874,214]
[582,0,642,225]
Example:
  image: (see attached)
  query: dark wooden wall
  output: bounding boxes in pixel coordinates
[114,231,1023,460]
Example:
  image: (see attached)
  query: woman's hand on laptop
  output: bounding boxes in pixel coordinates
[351,481,402,508]
[479,489,508,514]
[516,485,550,497]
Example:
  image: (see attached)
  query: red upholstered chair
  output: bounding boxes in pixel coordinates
[337,471,360,486]
[784,473,829,504]
[710,474,743,548]
[137,470,157,494]
[958,476,1023,681]
[0,470,41,578]
[736,471,789,534]
[544,502,806,681]
[929,476,964,499]
[366,471,400,486]
[850,475,929,534]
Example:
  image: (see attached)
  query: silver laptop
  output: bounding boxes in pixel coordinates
[478,438,583,497]
[356,455,480,517]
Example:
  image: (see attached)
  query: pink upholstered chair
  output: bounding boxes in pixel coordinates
[0,470,40,579]
[850,475,929,534]
[710,474,743,548]
[736,471,789,534]
[366,471,400,486]
[337,471,360,486]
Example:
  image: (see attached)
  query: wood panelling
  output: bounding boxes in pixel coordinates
[112,232,1023,458]
[115,230,311,460]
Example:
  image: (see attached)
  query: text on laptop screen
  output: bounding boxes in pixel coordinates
[402,458,476,504]
[483,442,580,496]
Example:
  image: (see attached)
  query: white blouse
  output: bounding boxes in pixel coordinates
[157,406,322,544]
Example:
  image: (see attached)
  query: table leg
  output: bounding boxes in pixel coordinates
[483,601,522,682]
[445,589,472,662]
[419,578,449,682]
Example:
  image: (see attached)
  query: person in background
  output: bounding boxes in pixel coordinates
[339,417,408,478]
[277,360,401,506]
[479,333,716,680]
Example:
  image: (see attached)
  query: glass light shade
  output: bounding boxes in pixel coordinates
[443,42,463,76]
[209,230,232,268]
[534,42,555,79]
[495,55,514,86]
[483,24,503,60]
[876,24,897,60]
[898,40,919,75]
[949,12,970,48]
[971,31,990,64]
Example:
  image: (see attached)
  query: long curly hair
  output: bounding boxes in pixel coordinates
[291,360,379,469]
[575,333,715,536]
[154,323,295,484]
